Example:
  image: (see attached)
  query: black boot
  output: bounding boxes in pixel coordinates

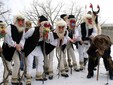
[48,75,53,80]
[87,72,94,79]
[11,82,23,85]
[110,75,113,80]
[61,73,69,77]
[109,70,113,80]
[48,72,53,80]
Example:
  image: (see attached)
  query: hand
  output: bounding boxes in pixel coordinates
[89,36,94,41]
[80,40,84,45]
[16,44,21,52]
[72,37,76,43]
[69,39,74,43]
[43,33,48,40]
[96,49,105,56]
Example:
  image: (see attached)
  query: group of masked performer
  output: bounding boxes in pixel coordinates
[0,6,113,85]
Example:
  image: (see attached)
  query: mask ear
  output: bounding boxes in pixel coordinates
[96,5,100,14]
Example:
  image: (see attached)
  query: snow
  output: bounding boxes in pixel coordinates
[0,43,113,85]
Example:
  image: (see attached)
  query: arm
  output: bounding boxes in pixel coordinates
[73,27,81,42]
[4,25,17,47]
[19,27,35,48]
[90,25,97,39]
[77,25,82,41]
[87,44,97,57]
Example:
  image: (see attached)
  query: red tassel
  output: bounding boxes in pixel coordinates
[90,3,93,8]
[97,5,100,9]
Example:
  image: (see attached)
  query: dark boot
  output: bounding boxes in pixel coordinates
[48,71,53,80]
[109,70,113,80]
[61,70,69,77]
[61,73,69,77]
[110,75,113,80]
[48,75,53,80]
[87,72,94,79]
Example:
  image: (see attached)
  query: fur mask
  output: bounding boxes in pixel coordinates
[55,20,67,39]
[92,35,112,55]
[83,14,94,29]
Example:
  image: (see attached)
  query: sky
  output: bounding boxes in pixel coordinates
[2,0,113,24]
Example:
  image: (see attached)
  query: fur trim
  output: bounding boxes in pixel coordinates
[25,20,32,29]
[83,14,94,29]
[0,21,5,26]
[16,25,25,32]
[83,14,92,21]
[55,20,67,39]
[92,34,111,50]
[13,15,24,24]
[56,20,67,27]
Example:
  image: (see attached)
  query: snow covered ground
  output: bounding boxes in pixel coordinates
[0,42,113,85]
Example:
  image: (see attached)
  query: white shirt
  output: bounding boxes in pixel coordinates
[4,25,25,47]
[48,30,69,47]
[77,24,97,41]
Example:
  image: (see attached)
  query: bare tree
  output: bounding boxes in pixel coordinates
[0,1,11,26]
[23,0,64,28]
[63,1,84,26]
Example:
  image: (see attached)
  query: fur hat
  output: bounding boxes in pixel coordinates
[56,20,67,27]
[82,14,94,28]
[0,21,5,26]
[55,20,67,39]
[13,15,25,24]
[83,14,92,20]
[25,20,32,29]
[38,15,48,23]
[92,34,111,51]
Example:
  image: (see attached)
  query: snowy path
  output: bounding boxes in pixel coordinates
[0,45,113,85]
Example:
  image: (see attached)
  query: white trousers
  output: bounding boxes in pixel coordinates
[78,41,90,62]
[3,51,20,80]
[44,49,54,72]
[26,46,44,75]
[56,47,65,71]
[67,43,77,65]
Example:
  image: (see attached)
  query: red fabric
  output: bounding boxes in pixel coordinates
[70,20,76,29]
[44,23,51,28]
[87,18,92,24]
[90,3,93,8]
[97,5,100,9]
